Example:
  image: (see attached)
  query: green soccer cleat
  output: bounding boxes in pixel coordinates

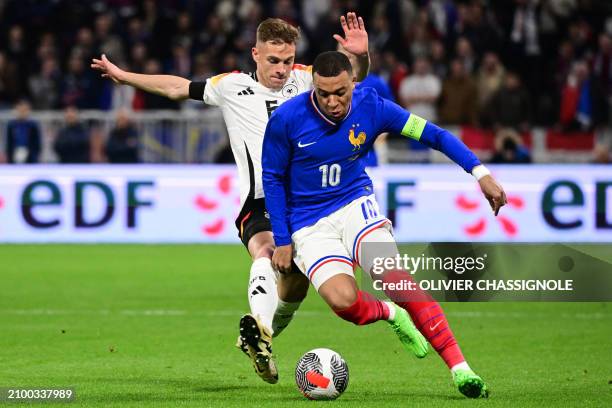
[453,369,489,398]
[387,304,429,358]
[236,314,278,384]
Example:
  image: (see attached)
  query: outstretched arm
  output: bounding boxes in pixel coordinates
[377,96,508,215]
[415,120,507,215]
[334,12,370,81]
[91,54,190,101]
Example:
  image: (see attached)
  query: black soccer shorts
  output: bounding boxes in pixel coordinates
[235,197,272,247]
[235,197,302,275]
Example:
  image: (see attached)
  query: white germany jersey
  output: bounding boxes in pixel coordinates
[201,65,313,207]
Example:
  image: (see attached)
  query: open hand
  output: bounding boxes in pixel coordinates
[91,54,125,84]
[334,12,368,57]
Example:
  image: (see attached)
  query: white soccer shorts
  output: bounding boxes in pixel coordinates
[291,194,394,290]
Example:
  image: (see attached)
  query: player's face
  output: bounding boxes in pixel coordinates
[313,71,355,121]
[252,41,296,90]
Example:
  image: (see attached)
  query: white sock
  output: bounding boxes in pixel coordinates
[248,258,278,333]
[272,299,301,337]
[385,301,396,321]
[451,361,471,373]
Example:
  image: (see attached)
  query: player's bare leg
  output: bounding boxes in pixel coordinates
[236,231,307,383]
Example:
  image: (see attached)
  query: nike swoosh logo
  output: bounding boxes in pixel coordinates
[298,141,317,148]
[429,320,443,331]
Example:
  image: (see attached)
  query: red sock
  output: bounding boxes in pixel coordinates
[398,301,465,369]
[381,270,465,369]
[334,290,390,325]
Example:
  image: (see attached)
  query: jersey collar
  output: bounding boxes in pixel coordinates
[310,90,352,126]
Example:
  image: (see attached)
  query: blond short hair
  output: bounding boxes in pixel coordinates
[256,18,300,45]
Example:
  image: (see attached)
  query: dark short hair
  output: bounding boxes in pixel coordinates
[312,51,353,78]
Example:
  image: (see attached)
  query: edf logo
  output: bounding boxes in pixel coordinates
[20,180,155,229]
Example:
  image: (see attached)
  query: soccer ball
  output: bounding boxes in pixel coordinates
[295,348,349,400]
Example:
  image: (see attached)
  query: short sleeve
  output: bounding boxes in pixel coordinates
[203,73,232,106]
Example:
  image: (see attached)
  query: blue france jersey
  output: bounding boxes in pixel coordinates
[262,87,481,246]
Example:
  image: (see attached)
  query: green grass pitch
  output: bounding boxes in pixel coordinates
[1,245,610,407]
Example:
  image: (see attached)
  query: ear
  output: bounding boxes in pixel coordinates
[251,46,259,64]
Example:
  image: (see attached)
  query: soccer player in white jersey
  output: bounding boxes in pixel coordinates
[91,14,370,384]
[263,51,507,398]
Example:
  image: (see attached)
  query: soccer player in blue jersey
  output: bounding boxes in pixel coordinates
[262,51,506,398]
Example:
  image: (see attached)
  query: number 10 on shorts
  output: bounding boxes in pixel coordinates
[361,198,378,221]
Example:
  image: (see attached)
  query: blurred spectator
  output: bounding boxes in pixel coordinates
[126,18,151,51]
[28,58,61,110]
[559,61,608,132]
[592,143,611,164]
[380,51,408,100]
[438,59,478,125]
[172,11,194,52]
[430,39,448,80]
[426,0,456,40]
[35,33,58,67]
[166,43,192,78]
[302,0,331,32]
[460,1,502,55]
[221,52,241,73]
[142,0,159,35]
[192,52,215,81]
[95,13,126,65]
[408,22,431,61]
[105,110,139,163]
[5,100,41,163]
[491,128,531,164]
[476,52,505,117]
[398,57,441,121]
[567,19,592,60]
[369,14,392,52]
[0,51,20,108]
[592,33,612,100]
[311,2,344,58]
[195,14,230,57]
[61,56,96,109]
[129,42,148,73]
[555,40,575,90]
[233,2,262,55]
[5,25,28,96]
[273,0,299,27]
[504,0,543,74]
[455,37,477,74]
[53,106,90,163]
[134,59,180,110]
[184,52,216,111]
[72,28,96,63]
[486,72,531,132]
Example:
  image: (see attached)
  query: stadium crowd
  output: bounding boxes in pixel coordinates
[1,0,611,163]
